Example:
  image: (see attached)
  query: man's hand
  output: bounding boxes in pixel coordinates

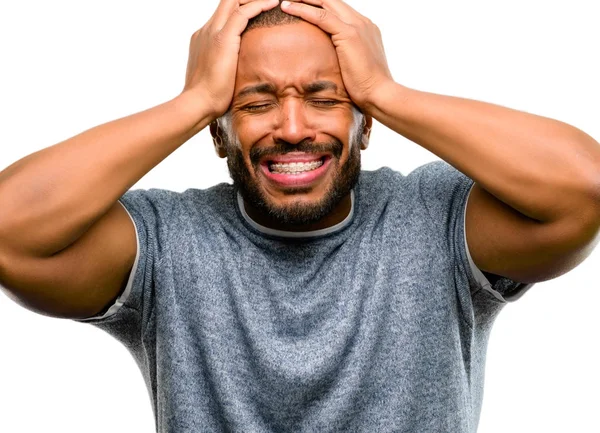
[279,0,394,114]
[182,0,279,119]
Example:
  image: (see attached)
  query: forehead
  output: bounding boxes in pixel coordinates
[236,21,344,95]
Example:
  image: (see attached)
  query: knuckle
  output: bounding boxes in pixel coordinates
[318,9,328,21]
[356,19,369,30]
[348,25,360,37]
[192,26,208,40]
[231,7,244,18]
[212,31,225,47]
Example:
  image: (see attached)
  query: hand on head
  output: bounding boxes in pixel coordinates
[279,0,394,113]
[186,0,379,231]
[183,0,393,122]
[182,0,280,118]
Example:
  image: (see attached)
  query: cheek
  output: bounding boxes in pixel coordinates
[311,110,357,148]
[232,109,357,154]
[229,123,266,160]
[234,115,271,139]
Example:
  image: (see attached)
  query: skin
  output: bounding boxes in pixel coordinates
[0,3,597,430]
[0,5,598,433]
[277,0,600,284]
[211,21,372,231]
[0,0,286,317]
[0,0,599,318]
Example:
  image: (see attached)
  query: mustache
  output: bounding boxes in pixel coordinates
[249,138,343,165]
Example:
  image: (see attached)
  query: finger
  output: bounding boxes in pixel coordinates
[286,0,364,24]
[209,0,239,29]
[213,0,273,29]
[220,0,280,37]
[280,1,347,35]
[239,0,268,5]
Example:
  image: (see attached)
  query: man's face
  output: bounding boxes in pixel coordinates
[217,21,369,228]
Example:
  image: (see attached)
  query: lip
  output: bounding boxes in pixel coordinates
[260,155,332,188]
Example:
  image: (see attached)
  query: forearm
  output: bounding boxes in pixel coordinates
[368,82,600,223]
[0,89,212,257]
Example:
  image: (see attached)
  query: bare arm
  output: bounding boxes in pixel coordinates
[0,92,209,259]
[0,0,280,318]
[283,0,600,285]
[0,92,210,317]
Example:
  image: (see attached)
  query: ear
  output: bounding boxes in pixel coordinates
[360,115,373,150]
[209,120,228,159]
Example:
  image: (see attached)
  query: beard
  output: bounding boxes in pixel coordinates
[224,126,363,227]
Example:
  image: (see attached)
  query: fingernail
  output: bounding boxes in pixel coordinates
[281,1,291,7]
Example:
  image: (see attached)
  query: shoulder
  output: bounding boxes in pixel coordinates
[119,182,235,223]
[405,160,467,185]
[118,188,180,222]
[357,166,405,196]
[356,161,474,227]
[358,160,470,199]
[405,160,474,205]
[180,182,235,207]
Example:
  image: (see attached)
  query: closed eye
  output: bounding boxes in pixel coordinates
[310,100,339,106]
[243,103,275,112]
[242,100,339,112]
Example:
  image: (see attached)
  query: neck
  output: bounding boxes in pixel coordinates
[242,193,353,233]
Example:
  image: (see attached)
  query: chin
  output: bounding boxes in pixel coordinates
[228,144,361,228]
[259,183,348,226]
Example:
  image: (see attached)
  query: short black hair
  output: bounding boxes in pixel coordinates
[243,1,310,35]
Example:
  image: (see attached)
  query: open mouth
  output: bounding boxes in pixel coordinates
[260,155,332,187]
[268,157,326,174]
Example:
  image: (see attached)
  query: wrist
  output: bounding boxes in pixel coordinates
[364,80,410,118]
[173,88,221,134]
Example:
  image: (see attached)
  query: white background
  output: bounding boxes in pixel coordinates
[0,1,598,432]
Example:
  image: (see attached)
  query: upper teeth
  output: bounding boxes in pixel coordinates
[270,160,323,174]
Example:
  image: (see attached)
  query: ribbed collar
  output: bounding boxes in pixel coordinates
[236,191,355,239]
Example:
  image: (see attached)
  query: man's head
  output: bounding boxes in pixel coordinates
[210,3,372,229]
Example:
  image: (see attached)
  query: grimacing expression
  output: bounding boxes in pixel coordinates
[215,21,371,227]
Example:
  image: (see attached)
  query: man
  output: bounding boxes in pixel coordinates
[0,0,599,432]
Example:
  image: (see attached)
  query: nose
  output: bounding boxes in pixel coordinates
[272,99,316,145]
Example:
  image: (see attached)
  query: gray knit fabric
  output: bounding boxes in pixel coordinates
[76,161,534,432]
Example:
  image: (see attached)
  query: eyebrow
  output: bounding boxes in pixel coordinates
[235,83,278,100]
[303,80,338,94]
[234,80,339,100]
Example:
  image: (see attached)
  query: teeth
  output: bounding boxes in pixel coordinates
[269,160,323,174]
